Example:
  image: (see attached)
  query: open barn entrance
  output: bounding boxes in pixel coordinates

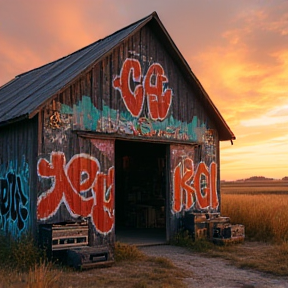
[115,140,168,246]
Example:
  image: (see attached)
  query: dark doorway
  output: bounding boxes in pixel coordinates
[115,140,167,245]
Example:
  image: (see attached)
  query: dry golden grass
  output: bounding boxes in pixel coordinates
[57,257,187,288]
[26,262,61,288]
[215,180,288,276]
[0,262,61,288]
[208,241,288,276]
[0,269,24,288]
[1,181,287,287]
[0,243,187,288]
[221,181,288,243]
[221,180,288,194]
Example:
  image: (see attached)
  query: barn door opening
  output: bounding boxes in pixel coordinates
[115,140,167,245]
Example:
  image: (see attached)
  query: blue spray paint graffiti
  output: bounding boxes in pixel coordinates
[0,157,30,237]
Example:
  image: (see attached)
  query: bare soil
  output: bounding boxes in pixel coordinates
[139,243,288,288]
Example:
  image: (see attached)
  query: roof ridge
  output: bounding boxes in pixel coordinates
[16,12,156,79]
[0,11,235,140]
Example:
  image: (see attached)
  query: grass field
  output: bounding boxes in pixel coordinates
[220,180,288,243]
[1,180,288,287]
[221,180,288,194]
[0,242,187,288]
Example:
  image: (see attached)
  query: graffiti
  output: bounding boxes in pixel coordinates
[172,158,218,213]
[0,159,29,236]
[49,111,62,129]
[113,59,144,118]
[61,96,208,142]
[203,129,216,162]
[44,107,72,145]
[90,139,114,162]
[37,152,114,234]
[113,58,173,120]
[145,62,172,120]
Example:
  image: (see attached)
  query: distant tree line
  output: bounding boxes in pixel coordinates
[244,176,274,181]
[222,176,288,182]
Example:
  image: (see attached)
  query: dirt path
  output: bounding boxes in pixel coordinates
[139,245,288,288]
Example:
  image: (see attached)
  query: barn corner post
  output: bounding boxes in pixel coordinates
[0,116,39,257]
[169,130,244,244]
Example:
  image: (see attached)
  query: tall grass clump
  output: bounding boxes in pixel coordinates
[0,232,42,271]
[114,241,145,261]
[171,229,214,252]
[221,194,288,243]
[27,261,61,288]
[0,232,61,287]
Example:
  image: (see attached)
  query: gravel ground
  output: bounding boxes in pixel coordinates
[139,245,288,288]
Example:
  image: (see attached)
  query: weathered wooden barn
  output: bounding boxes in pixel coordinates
[0,12,242,267]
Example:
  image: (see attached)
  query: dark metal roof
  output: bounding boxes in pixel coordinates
[0,11,235,141]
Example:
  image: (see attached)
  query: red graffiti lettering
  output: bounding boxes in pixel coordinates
[113,58,172,120]
[193,161,218,209]
[173,158,195,212]
[144,63,172,120]
[113,58,144,117]
[92,167,114,233]
[37,153,95,219]
[37,152,115,234]
[173,159,218,212]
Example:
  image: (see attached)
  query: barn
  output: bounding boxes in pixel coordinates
[0,12,243,267]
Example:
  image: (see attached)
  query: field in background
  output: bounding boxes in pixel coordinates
[220,180,288,243]
[221,180,288,194]
[1,181,288,287]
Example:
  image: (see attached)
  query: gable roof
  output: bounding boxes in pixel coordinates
[0,11,235,141]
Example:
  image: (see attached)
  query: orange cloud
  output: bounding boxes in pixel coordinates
[189,4,288,180]
[0,39,45,84]
[241,103,288,127]
[221,132,288,180]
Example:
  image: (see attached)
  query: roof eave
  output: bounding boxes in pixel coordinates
[149,13,236,141]
[0,113,30,128]
[0,11,236,142]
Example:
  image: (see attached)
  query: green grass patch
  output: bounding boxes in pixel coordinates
[0,232,43,271]
[171,229,214,252]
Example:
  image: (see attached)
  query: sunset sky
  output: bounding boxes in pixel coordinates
[0,0,287,181]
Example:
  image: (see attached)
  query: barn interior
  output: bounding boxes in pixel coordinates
[115,140,167,245]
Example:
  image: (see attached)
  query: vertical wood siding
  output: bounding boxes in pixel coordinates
[49,25,218,144]
[36,24,220,244]
[0,117,38,237]
[169,132,219,234]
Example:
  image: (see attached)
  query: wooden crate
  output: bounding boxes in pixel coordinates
[40,223,88,252]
